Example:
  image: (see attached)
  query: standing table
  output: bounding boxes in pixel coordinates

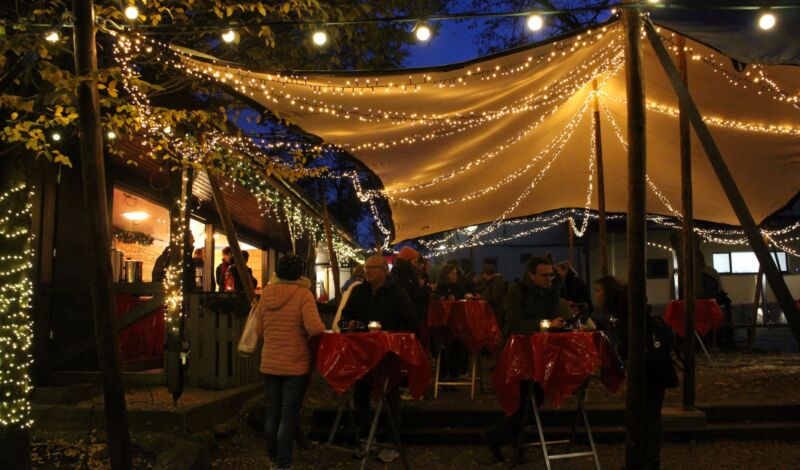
[493,331,625,469]
[663,299,724,361]
[316,331,431,470]
[421,300,502,399]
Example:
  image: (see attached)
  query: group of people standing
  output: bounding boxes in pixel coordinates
[250,249,676,470]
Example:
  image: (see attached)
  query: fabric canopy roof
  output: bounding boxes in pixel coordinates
[178,19,800,243]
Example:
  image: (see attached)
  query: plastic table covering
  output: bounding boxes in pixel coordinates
[316,331,432,399]
[663,299,724,337]
[492,331,625,414]
[420,300,503,355]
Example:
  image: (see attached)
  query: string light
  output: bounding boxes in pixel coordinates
[312,30,328,46]
[124,5,139,21]
[526,14,544,32]
[414,23,431,42]
[0,183,35,429]
[758,12,777,31]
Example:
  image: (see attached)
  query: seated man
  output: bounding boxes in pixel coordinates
[340,255,417,462]
[484,256,572,464]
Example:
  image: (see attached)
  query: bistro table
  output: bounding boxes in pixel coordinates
[421,300,502,399]
[316,331,431,470]
[664,299,724,361]
[492,331,625,470]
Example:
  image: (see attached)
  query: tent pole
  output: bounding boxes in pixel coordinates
[677,35,697,411]
[568,219,575,267]
[643,19,800,349]
[319,182,342,300]
[592,79,609,278]
[206,170,257,305]
[71,0,132,468]
[622,2,648,468]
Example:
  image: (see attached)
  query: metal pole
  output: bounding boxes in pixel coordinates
[677,36,697,411]
[622,2,648,468]
[71,0,132,467]
[592,79,609,278]
[643,19,800,349]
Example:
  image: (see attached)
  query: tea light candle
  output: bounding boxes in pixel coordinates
[540,319,550,332]
[368,321,381,332]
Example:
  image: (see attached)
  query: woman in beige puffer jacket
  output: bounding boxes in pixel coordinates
[255,254,324,470]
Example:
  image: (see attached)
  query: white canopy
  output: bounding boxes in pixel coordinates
[178,20,800,242]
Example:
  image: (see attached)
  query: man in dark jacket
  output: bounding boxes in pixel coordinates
[341,255,417,458]
[476,264,507,330]
[215,246,232,292]
[484,256,571,464]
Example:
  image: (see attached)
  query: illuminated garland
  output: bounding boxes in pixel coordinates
[112,227,155,246]
[0,183,35,429]
[162,171,188,336]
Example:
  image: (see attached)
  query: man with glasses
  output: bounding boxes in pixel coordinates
[483,256,572,464]
[340,255,418,463]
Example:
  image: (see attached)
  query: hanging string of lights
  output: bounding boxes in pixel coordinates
[569,102,598,238]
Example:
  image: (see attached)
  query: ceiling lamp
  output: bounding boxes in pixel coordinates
[415,23,432,42]
[222,29,236,43]
[124,5,139,20]
[759,12,776,31]
[312,30,328,46]
[122,211,150,221]
[45,31,60,43]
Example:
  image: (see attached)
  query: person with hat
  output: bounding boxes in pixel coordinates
[254,253,324,470]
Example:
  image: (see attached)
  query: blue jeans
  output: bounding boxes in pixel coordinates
[264,374,310,469]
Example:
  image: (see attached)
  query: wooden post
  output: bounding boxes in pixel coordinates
[622,2,648,468]
[203,223,214,291]
[643,19,800,348]
[206,171,256,304]
[592,79,609,277]
[71,0,132,468]
[677,36,697,411]
[319,182,341,299]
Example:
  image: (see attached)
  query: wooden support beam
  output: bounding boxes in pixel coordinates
[568,220,575,267]
[319,183,341,299]
[592,79,609,277]
[203,223,214,291]
[206,171,257,304]
[622,3,648,468]
[676,35,697,412]
[643,19,800,348]
[71,1,132,467]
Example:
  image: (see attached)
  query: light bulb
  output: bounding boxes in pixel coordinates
[312,31,327,46]
[415,24,431,42]
[526,14,544,32]
[222,30,236,43]
[51,132,61,142]
[164,126,172,134]
[759,13,776,30]
[124,5,139,20]
[45,31,60,43]
[107,130,117,140]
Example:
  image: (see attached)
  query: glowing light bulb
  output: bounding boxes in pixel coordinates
[222,30,236,43]
[124,5,139,20]
[415,24,431,42]
[526,14,544,32]
[45,31,60,43]
[312,31,327,46]
[107,130,117,140]
[759,13,776,30]
[51,132,61,142]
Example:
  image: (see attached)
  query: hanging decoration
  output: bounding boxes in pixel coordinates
[112,227,155,246]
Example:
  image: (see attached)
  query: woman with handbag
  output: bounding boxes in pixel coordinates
[254,254,324,470]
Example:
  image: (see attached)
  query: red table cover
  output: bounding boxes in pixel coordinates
[492,332,625,414]
[115,294,165,363]
[316,332,432,399]
[663,299,724,337]
[420,300,503,355]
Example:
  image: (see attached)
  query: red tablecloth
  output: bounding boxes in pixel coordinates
[492,332,625,414]
[663,299,724,337]
[316,332,432,399]
[115,294,165,363]
[420,300,503,355]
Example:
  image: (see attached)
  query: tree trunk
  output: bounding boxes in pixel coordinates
[72,0,132,467]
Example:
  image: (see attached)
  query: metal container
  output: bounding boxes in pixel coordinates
[111,249,124,282]
[124,260,143,283]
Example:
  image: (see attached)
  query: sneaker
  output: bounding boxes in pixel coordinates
[377,448,400,463]
[481,430,504,463]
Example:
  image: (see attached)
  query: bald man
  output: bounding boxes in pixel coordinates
[341,255,418,333]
